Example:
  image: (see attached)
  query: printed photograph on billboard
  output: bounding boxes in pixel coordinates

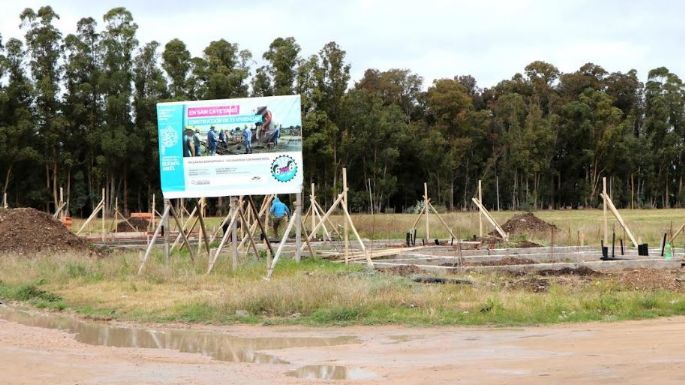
[157,95,302,198]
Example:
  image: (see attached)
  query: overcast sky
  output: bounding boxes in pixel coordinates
[0,0,682,89]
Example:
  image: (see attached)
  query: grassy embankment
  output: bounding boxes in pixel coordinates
[1,248,684,326]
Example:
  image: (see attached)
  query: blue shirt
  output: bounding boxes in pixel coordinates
[207,129,218,146]
[243,128,252,142]
[270,198,289,218]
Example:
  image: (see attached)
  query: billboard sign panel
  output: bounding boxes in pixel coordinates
[156,95,302,198]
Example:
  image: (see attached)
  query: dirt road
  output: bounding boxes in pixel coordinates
[1,309,685,385]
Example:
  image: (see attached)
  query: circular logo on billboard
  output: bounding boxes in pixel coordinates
[270,155,298,183]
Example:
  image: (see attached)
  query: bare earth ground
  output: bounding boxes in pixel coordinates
[2,315,685,385]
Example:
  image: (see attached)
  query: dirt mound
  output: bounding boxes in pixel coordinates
[610,269,685,291]
[115,217,150,232]
[494,212,558,236]
[0,208,93,255]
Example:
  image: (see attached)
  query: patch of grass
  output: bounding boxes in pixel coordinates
[0,280,65,311]
[2,250,685,326]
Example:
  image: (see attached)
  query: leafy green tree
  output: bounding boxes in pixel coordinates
[0,38,39,203]
[100,7,138,211]
[425,78,473,209]
[133,41,168,212]
[196,39,252,99]
[162,38,191,100]
[20,6,65,209]
[62,17,103,214]
[643,67,684,207]
[263,37,300,95]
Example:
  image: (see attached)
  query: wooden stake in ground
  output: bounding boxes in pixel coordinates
[138,201,171,274]
[425,183,430,241]
[150,194,155,232]
[600,192,638,248]
[471,197,508,241]
[343,168,350,263]
[101,188,106,242]
[478,180,483,237]
[206,196,243,273]
[603,177,608,245]
[76,192,105,235]
[231,197,239,271]
[295,192,302,262]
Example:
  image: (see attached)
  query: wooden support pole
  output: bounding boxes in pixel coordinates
[471,197,508,240]
[231,197,239,271]
[197,200,211,257]
[138,203,171,274]
[343,168,349,264]
[314,200,340,239]
[311,183,317,238]
[424,182,430,240]
[603,177,608,244]
[304,193,345,245]
[295,192,302,263]
[600,192,638,248]
[411,205,426,230]
[340,198,373,268]
[428,202,458,241]
[238,208,260,258]
[150,194,155,232]
[247,195,275,265]
[163,199,170,262]
[300,215,316,258]
[671,223,685,243]
[101,188,106,242]
[266,209,298,279]
[207,200,241,273]
[76,200,104,235]
[196,198,205,254]
[169,204,195,262]
[170,206,198,252]
[478,180,483,237]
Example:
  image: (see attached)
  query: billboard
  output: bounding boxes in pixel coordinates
[156,95,302,198]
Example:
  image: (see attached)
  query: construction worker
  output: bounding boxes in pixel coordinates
[269,196,290,238]
[243,126,252,154]
[207,126,218,155]
[193,129,202,156]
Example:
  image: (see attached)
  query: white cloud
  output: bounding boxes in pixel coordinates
[1,0,683,89]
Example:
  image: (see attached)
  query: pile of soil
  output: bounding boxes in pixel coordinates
[0,208,93,255]
[609,269,685,291]
[115,217,150,232]
[494,212,558,236]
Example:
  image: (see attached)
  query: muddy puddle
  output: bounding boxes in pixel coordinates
[0,306,358,367]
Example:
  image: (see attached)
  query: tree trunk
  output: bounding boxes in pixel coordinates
[3,164,13,197]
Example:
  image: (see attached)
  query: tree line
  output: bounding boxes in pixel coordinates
[1,6,684,216]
